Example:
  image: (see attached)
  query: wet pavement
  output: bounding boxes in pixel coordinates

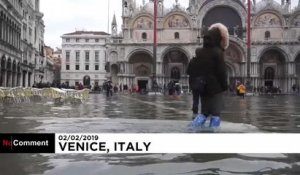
[1,93,300,174]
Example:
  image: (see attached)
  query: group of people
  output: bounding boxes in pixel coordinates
[166,81,182,96]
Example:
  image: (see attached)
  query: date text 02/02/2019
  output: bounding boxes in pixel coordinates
[58,141,152,153]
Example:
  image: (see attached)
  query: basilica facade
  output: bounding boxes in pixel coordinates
[106,0,300,92]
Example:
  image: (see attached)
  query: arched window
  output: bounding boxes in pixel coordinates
[124,1,128,7]
[264,67,275,80]
[265,31,270,39]
[142,32,147,40]
[174,32,180,39]
[83,75,91,86]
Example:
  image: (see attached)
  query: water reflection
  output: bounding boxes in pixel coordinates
[1,94,300,174]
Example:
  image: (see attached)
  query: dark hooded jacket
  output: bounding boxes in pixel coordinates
[187,27,228,96]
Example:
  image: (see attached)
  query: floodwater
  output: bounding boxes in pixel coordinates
[1,94,300,174]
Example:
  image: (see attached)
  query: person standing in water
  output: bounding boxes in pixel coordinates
[237,83,246,99]
[187,23,229,128]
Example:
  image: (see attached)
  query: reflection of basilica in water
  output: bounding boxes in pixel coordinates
[106,0,300,92]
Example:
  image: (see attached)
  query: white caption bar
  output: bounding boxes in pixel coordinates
[55,133,300,154]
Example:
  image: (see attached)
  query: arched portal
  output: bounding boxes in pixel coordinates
[128,50,153,90]
[259,49,286,89]
[162,48,189,83]
[202,6,243,38]
[83,75,91,87]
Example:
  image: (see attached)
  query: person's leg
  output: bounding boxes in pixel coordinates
[200,95,209,117]
[192,90,200,115]
[191,95,209,127]
[209,92,224,127]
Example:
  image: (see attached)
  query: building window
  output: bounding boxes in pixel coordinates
[265,31,270,39]
[142,32,147,40]
[95,65,99,70]
[76,65,80,70]
[85,65,89,70]
[85,51,89,62]
[85,39,89,42]
[76,51,80,62]
[66,51,70,61]
[66,38,70,42]
[175,32,180,39]
[95,39,99,42]
[95,51,99,62]
[66,65,70,70]
[76,38,80,42]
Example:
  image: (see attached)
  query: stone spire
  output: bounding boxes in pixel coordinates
[112,13,117,26]
[111,13,117,36]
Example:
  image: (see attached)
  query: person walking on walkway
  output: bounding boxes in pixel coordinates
[187,23,229,128]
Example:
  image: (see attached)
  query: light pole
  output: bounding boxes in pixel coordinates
[152,0,158,91]
[247,0,252,87]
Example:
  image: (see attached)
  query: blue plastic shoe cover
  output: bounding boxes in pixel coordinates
[209,116,221,127]
[191,114,207,127]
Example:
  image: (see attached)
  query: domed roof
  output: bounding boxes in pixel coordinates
[142,0,168,15]
[144,0,154,13]
[254,0,283,13]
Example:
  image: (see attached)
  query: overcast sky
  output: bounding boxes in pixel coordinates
[40,0,298,49]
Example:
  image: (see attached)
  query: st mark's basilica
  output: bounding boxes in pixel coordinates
[106,0,300,92]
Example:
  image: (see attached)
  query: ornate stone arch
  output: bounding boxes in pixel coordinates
[160,46,191,63]
[294,50,300,62]
[252,10,285,27]
[126,48,153,62]
[226,40,247,63]
[161,47,190,78]
[257,46,289,63]
[226,62,237,77]
[130,14,154,29]
[162,12,193,29]
[197,1,247,28]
